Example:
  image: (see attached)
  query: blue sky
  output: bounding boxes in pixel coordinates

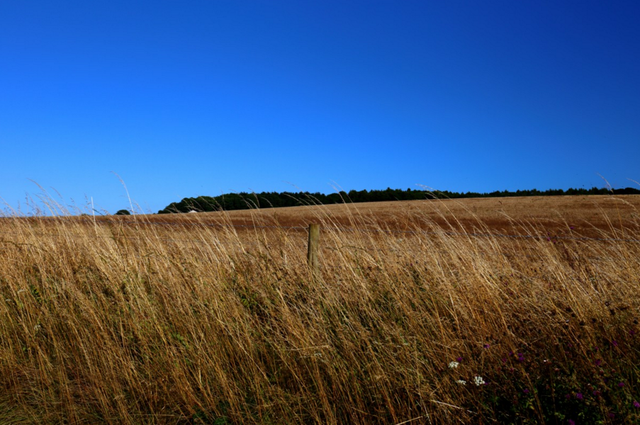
[1,1,639,214]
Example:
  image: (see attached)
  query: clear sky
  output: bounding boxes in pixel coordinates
[1,1,639,214]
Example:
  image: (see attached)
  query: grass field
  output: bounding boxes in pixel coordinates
[1,195,639,424]
[147,194,640,237]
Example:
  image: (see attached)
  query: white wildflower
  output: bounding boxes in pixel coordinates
[456,379,467,385]
[474,376,485,386]
[448,361,459,369]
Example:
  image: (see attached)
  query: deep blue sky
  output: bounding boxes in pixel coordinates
[2,1,639,214]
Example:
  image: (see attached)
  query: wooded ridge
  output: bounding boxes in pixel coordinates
[157,186,640,214]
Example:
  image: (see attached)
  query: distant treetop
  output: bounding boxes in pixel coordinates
[157,187,640,214]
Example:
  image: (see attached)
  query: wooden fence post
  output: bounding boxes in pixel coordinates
[307,223,320,278]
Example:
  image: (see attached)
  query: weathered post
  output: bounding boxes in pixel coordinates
[307,223,320,278]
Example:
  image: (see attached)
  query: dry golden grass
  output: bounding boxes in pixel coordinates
[1,195,639,424]
[148,194,640,237]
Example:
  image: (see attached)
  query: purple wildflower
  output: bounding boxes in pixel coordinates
[568,420,575,425]
[595,359,602,366]
[523,388,530,394]
[634,401,640,408]
[618,382,625,388]
[456,356,463,362]
[483,343,490,349]
[575,393,583,400]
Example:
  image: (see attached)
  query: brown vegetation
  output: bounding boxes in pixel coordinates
[144,195,640,238]
[1,196,639,423]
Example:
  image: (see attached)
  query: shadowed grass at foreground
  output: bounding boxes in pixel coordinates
[0,205,639,424]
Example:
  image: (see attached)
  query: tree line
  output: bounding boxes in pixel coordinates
[156,186,640,214]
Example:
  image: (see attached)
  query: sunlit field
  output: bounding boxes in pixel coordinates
[1,196,639,424]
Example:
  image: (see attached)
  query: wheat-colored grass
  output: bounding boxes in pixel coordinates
[1,197,639,423]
